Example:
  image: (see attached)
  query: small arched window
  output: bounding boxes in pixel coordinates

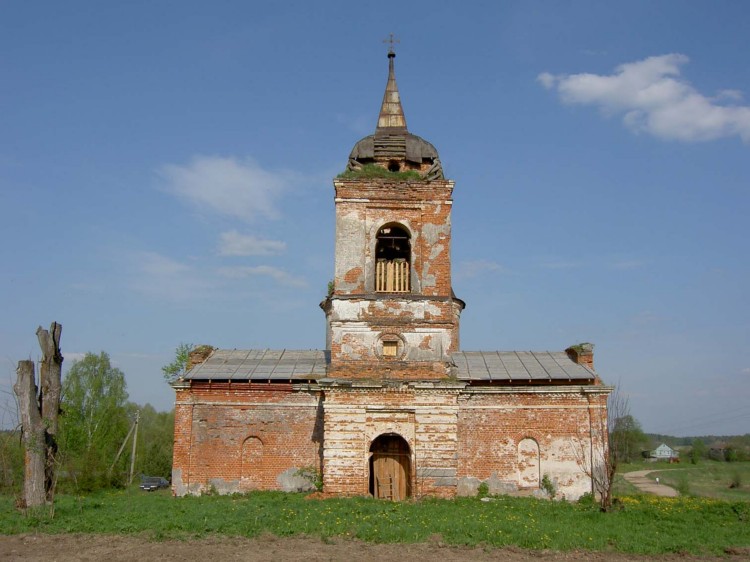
[375,224,410,292]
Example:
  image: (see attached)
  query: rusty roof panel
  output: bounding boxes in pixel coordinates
[184,349,594,382]
[184,349,329,381]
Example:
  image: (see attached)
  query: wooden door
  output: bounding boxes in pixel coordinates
[370,435,411,500]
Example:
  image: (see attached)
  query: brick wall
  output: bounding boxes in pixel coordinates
[326,178,463,371]
[172,382,322,496]
[321,383,461,498]
[174,381,609,500]
[332,179,455,297]
[457,386,610,499]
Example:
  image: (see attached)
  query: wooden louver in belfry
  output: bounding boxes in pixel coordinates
[376,258,409,292]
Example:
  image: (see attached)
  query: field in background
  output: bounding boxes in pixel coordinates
[644,462,750,501]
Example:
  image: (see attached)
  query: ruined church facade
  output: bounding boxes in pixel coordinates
[172,51,610,500]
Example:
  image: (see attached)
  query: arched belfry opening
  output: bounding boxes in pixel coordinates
[375,224,410,292]
[369,433,412,500]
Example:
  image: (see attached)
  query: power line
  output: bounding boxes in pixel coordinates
[655,405,750,435]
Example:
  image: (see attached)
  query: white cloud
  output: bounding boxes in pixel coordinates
[539,54,750,142]
[218,265,307,288]
[537,259,582,270]
[218,230,286,256]
[129,252,214,301]
[63,352,87,364]
[158,156,289,222]
[455,259,506,280]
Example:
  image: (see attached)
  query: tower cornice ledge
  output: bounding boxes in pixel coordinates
[334,178,455,191]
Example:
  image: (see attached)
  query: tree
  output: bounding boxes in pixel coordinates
[161,343,193,384]
[689,438,707,464]
[58,352,129,490]
[0,430,24,492]
[125,402,174,478]
[611,414,649,463]
[13,322,63,509]
[570,384,631,512]
[162,343,214,384]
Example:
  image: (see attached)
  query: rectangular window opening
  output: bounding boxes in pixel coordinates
[383,341,398,357]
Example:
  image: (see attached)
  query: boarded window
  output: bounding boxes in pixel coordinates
[375,225,410,292]
[382,340,398,357]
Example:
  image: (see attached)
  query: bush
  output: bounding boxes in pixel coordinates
[0,431,24,493]
[295,466,323,492]
[676,473,691,496]
[729,470,742,489]
[541,474,556,498]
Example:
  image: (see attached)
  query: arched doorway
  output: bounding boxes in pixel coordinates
[369,433,411,500]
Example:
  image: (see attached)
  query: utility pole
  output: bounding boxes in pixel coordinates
[128,410,139,485]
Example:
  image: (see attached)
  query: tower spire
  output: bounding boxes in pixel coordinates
[377,35,407,132]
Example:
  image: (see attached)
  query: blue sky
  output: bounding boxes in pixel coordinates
[1,1,748,436]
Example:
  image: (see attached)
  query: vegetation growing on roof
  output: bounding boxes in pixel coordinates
[337,164,423,181]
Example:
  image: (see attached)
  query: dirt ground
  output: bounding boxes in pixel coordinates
[623,470,681,497]
[1,534,748,562]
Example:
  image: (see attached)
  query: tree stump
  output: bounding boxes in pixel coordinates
[13,322,63,508]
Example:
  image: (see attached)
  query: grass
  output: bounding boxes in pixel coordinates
[610,473,640,496]
[337,164,423,181]
[616,460,666,473]
[647,462,750,501]
[1,489,748,555]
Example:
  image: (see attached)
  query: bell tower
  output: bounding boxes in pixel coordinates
[321,49,464,379]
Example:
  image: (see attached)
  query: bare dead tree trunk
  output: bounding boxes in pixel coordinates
[13,322,63,508]
[14,361,46,508]
[570,385,625,512]
[36,322,63,502]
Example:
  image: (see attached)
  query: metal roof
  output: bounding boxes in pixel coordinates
[183,349,594,382]
[183,349,329,381]
[451,351,595,382]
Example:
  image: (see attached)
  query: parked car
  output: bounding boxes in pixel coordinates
[139,476,169,491]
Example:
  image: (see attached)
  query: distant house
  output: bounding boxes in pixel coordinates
[645,443,679,461]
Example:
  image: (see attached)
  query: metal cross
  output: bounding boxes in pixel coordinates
[383,33,400,55]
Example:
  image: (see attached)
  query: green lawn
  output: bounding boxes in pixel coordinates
[1,489,748,555]
[610,473,640,496]
[616,459,673,473]
[648,462,750,501]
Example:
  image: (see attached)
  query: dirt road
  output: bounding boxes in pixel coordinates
[622,470,680,497]
[1,534,746,561]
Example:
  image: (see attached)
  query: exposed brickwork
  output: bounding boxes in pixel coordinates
[172,382,322,495]
[321,383,461,498]
[566,343,595,371]
[457,387,609,498]
[186,345,214,371]
[171,57,610,500]
[324,178,463,371]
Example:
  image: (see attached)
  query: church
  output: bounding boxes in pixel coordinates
[171,49,610,500]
